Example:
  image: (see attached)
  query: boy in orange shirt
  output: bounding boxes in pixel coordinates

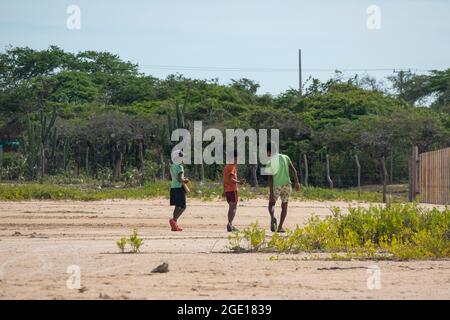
[223,150,243,232]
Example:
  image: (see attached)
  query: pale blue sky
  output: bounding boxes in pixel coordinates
[1,0,449,94]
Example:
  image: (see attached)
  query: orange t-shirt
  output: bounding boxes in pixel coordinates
[223,164,238,192]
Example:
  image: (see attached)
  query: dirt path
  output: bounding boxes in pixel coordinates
[0,199,449,299]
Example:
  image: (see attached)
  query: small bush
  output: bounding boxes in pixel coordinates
[0,153,27,181]
[230,204,450,260]
[243,222,266,251]
[228,222,266,252]
[128,228,144,253]
[228,231,244,252]
[116,229,144,253]
[116,237,127,253]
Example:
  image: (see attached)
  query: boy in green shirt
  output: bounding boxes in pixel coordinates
[266,143,300,233]
[169,151,189,231]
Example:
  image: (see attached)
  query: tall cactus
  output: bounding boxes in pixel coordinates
[26,106,57,180]
[167,113,173,134]
[26,115,39,177]
[163,86,190,169]
[182,84,191,116]
[175,100,185,129]
[50,125,58,161]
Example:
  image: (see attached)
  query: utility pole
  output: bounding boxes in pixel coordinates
[298,49,302,96]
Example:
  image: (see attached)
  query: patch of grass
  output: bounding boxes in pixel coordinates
[291,186,383,202]
[228,222,266,252]
[0,181,384,202]
[229,204,450,260]
[128,229,144,253]
[0,181,171,201]
[116,237,127,253]
[116,229,144,253]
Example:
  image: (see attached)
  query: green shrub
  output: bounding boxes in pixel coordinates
[228,231,244,252]
[243,222,266,251]
[231,204,450,260]
[116,229,144,253]
[0,182,383,202]
[128,228,144,253]
[0,153,27,181]
[228,222,266,252]
[116,237,127,253]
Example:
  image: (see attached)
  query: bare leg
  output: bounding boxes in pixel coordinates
[173,207,185,221]
[268,201,275,218]
[228,202,237,225]
[279,202,288,230]
[268,200,277,231]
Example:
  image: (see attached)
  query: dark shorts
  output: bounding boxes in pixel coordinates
[225,191,238,204]
[170,187,186,208]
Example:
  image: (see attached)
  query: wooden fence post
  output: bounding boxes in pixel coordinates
[40,142,45,183]
[355,154,361,198]
[63,139,68,172]
[85,145,89,176]
[138,141,144,172]
[160,153,165,180]
[414,147,420,196]
[251,164,259,189]
[326,154,333,189]
[389,150,393,184]
[0,144,3,180]
[408,146,419,202]
[298,155,303,185]
[200,162,205,183]
[381,156,388,203]
[303,154,309,187]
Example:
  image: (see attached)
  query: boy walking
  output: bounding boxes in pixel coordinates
[169,150,189,232]
[223,150,242,232]
[266,143,300,233]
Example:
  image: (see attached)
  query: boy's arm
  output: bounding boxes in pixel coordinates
[229,173,240,184]
[289,161,301,191]
[177,172,189,184]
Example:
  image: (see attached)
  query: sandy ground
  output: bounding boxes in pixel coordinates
[0,198,449,300]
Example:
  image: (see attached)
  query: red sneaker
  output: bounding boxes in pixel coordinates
[175,225,183,231]
[169,219,178,231]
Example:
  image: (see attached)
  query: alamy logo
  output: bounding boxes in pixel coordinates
[170,121,280,174]
[66,5,81,30]
[366,5,381,30]
[66,264,81,290]
[366,265,381,290]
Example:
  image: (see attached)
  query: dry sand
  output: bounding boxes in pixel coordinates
[0,198,449,300]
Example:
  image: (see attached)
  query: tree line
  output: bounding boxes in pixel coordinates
[0,46,449,187]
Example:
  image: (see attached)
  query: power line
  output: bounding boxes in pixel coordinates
[137,64,431,73]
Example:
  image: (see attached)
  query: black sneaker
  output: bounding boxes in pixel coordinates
[270,217,278,232]
[227,224,239,232]
[277,228,286,233]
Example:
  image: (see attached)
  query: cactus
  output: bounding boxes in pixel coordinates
[167,113,173,133]
[25,106,57,180]
[26,115,39,177]
[62,137,69,171]
[175,100,185,129]
[182,84,191,115]
[163,85,190,159]
[50,125,58,162]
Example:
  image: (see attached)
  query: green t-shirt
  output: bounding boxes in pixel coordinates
[170,163,184,188]
[266,153,292,186]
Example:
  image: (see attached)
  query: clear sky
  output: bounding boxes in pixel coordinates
[1,0,449,94]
